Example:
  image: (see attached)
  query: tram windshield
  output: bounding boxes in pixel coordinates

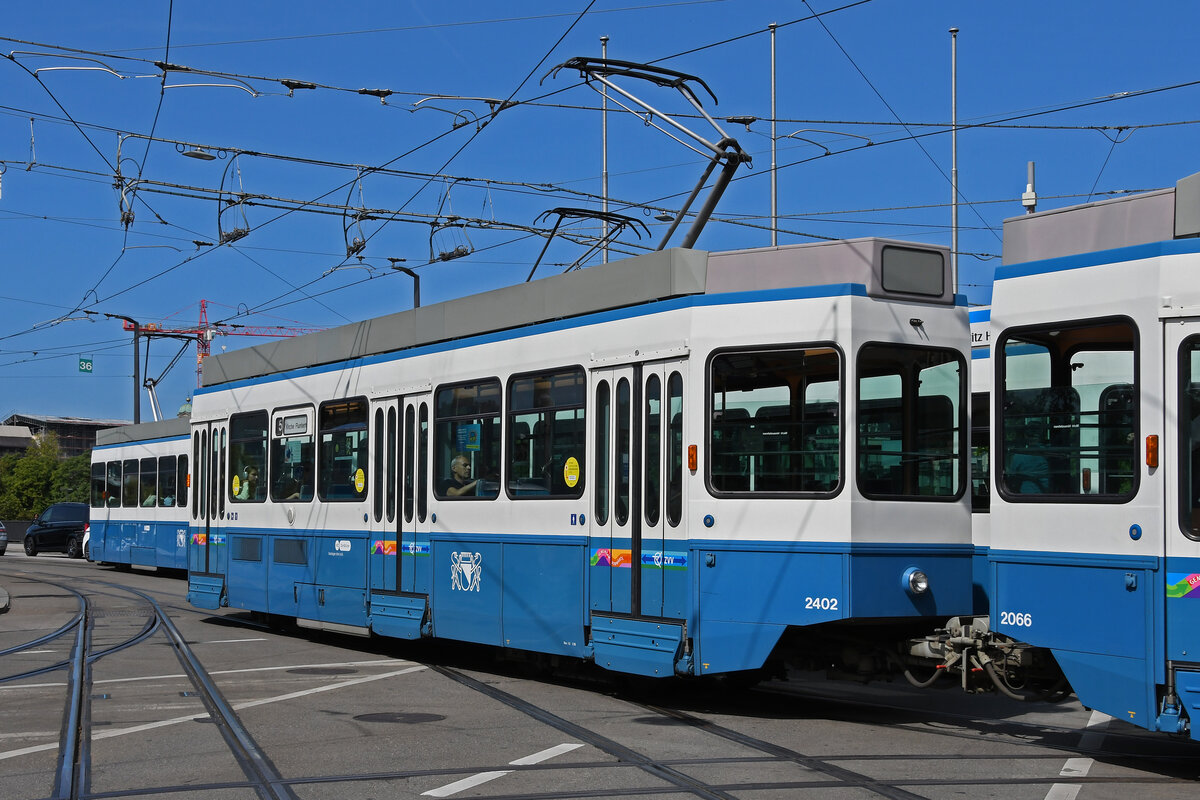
[857,345,964,499]
[999,319,1136,500]
[1179,337,1200,536]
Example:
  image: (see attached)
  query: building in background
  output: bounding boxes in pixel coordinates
[1,414,129,459]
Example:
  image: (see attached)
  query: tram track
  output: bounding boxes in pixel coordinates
[1,572,298,800]
[3,565,1197,798]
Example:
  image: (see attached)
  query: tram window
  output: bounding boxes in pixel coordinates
[645,374,661,524]
[122,458,139,507]
[230,411,268,503]
[107,461,121,508]
[158,456,177,507]
[616,378,631,524]
[271,409,314,503]
[138,458,157,507]
[857,345,964,499]
[404,406,415,522]
[319,398,369,502]
[508,367,585,499]
[387,407,397,524]
[217,427,226,518]
[194,432,203,519]
[710,346,841,495]
[137,458,157,507]
[435,380,501,499]
[177,455,188,508]
[418,403,429,520]
[595,381,611,525]
[667,372,684,527]
[999,319,1136,501]
[373,408,385,522]
[970,392,990,512]
[90,462,105,508]
[1180,337,1200,538]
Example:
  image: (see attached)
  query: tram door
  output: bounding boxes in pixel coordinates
[639,361,687,620]
[1166,320,1200,662]
[590,360,685,619]
[368,399,401,593]
[190,421,227,577]
[400,394,431,594]
[368,392,432,596]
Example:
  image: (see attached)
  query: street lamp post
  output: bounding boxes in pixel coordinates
[104,313,141,424]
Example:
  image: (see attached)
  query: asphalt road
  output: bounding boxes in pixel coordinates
[1,549,1196,800]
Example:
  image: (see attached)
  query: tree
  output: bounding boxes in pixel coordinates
[53,453,92,505]
[0,433,84,519]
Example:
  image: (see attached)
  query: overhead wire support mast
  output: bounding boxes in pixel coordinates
[543,57,751,250]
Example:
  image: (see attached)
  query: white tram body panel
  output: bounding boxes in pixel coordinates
[990,171,1200,737]
[187,240,971,678]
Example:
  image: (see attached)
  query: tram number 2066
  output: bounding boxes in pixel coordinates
[1000,611,1033,627]
[805,596,839,611]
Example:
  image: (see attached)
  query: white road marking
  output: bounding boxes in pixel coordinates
[0,731,57,741]
[422,771,511,797]
[1043,710,1110,800]
[195,638,268,644]
[0,658,412,691]
[422,743,584,797]
[510,743,585,765]
[0,665,426,761]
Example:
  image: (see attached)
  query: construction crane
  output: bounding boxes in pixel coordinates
[120,300,324,419]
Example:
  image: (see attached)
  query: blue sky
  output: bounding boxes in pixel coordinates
[2,0,1197,424]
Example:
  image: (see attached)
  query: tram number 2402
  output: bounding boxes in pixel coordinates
[1000,611,1034,627]
[805,596,839,611]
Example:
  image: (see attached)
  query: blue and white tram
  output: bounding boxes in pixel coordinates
[988,170,1200,737]
[89,418,191,570]
[187,240,973,679]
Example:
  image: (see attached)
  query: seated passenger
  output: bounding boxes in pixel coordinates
[439,453,480,497]
[236,465,261,500]
[142,493,156,507]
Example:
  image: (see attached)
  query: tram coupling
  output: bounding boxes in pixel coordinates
[901,616,1069,701]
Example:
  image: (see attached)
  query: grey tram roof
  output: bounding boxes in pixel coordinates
[1002,169,1200,265]
[95,416,190,447]
[201,238,951,387]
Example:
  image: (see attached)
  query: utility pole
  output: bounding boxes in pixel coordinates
[770,22,778,247]
[950,27,959,294]
[601,35,610,263]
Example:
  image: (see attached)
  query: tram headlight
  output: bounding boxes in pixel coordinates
[903,567,929,596]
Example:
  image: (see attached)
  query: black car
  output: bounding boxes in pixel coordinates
[0,520,7,556]
[24,502,90,559]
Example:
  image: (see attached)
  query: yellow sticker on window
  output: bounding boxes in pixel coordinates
[563,456,580,488]
[231,474,241,496]
[354,468,366,494]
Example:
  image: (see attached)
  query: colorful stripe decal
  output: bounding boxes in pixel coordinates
[1167,573,1200,599]
[590,549,688,570]
[591,548,632,568]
